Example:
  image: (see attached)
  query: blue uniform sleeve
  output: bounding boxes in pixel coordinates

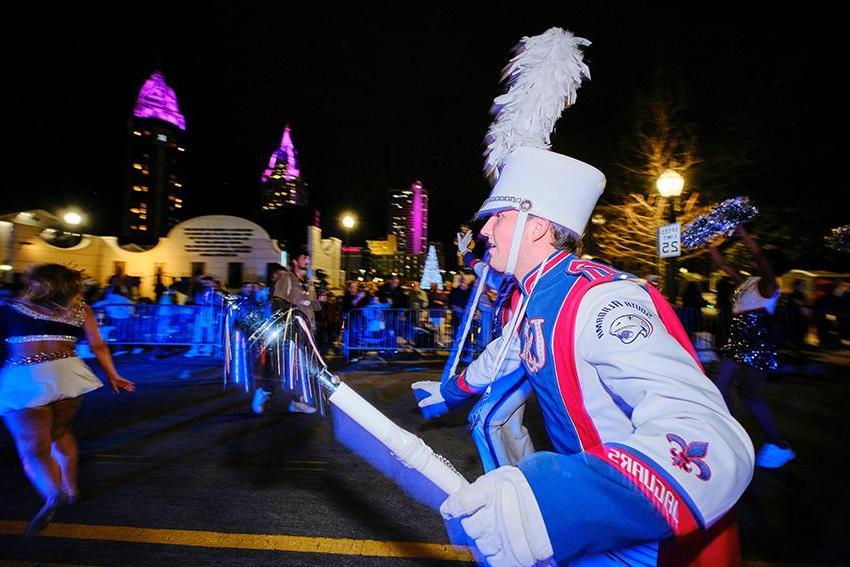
[518,450,672,563]
[462,251,487,279]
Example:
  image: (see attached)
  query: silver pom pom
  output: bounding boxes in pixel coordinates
[682,196,758,249]
[825,225,850,254]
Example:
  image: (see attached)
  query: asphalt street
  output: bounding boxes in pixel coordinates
[1,350,848,566]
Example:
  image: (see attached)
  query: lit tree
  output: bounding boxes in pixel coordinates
[420,245,443,290]
[613,87,700,197]
[586,84,706,274]
[588,192,705,275]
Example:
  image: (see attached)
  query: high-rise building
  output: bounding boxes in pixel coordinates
[123,71,187,244]
[259,124,311,251]
[388,180,428,255]
[261,124,308,212]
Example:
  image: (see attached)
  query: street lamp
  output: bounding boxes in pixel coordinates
[656,170,684,302]
[63,211,84,226]
[341,213,357,279]
[656,170,684,198]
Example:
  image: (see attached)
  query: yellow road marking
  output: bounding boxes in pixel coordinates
[0,520,473,562]
[0,523,838,566]
[0,562,96,567]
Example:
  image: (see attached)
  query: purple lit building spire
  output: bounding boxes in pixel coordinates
[133,71,186,130]
[261,124,308,212]
[262,124,301,182]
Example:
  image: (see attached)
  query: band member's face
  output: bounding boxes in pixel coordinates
[293,255,309,270]
[480,209,518,273]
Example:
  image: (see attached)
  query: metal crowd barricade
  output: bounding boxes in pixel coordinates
[342,307,486,361]
[88,303,226,348]
[674,305,805,363]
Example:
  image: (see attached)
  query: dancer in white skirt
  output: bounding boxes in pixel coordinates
[0,264,135,533]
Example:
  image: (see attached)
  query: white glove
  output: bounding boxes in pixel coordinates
[300,299,311,306]
[412,380,442,406]
[457,230,474,255]
[411,381,450,419]
[441,466,553,567]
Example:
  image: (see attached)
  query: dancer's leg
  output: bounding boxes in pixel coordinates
[3,406,63,500]
[50,396,83,500]
[713,358,739,412]
[738,367,782,444]
[3,404,68,532]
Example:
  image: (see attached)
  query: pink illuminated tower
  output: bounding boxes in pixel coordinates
[261,124,308,213]
[123,71,187,244]
[388,180,428,255]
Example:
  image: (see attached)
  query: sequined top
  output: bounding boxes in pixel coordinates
[0,301,86,344]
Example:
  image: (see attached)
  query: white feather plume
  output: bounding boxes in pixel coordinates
[484,27,591,183]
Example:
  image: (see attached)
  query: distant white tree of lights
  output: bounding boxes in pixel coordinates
[420,245,443,290]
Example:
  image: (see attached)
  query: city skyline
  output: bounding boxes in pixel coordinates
[4,5,847,270]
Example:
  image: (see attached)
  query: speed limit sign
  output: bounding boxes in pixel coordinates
[657,223,682,259]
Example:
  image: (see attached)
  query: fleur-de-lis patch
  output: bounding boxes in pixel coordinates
[666,433,711,481]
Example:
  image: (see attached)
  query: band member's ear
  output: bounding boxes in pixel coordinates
[528,217,551,243]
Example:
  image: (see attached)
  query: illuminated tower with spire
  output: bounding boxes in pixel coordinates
[123,70,187,244]
[261,124,308,213]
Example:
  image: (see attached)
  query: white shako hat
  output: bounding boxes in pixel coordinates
[475,146,605,237]
[476,27,602,277]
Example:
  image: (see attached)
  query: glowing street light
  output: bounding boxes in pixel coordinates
[342,214,356,229]
[655,169,684,198]
[63,211,84,226]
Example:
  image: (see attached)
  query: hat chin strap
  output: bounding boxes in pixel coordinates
[485,240,548,390]
[503,210,529,278]
[485,209,547,388]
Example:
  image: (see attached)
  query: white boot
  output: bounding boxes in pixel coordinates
[252,388,272,415]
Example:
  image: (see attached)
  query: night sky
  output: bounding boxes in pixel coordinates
[5,3,846,266]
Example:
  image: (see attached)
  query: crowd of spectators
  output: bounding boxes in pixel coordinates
[670,276,850,352]
[5,262,845,358]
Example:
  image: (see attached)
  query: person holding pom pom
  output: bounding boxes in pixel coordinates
[708,226,795,469]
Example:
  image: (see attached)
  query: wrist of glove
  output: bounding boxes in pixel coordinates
[440,466,553,567]
[411,376,475,420]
